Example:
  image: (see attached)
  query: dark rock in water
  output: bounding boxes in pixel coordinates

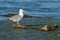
[40,24,58,31]
[50,24,58,30]
[0,14,41,18]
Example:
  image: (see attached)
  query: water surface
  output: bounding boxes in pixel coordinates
[0,0,60,40]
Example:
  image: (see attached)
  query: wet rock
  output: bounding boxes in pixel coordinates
[50,24,58,30]
[40,25,51,31]
[41,24,58,31]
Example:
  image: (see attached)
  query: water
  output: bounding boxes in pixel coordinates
[0,0,60,40]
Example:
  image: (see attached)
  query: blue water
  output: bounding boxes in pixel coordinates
[0,0,60,40]
[0,0,60,20]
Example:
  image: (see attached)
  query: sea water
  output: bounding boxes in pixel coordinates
[0,0,60,40]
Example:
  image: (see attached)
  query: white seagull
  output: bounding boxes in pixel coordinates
[9,9,24,26]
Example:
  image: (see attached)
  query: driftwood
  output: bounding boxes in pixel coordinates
[13,24,41,30]
[13,24,58,31]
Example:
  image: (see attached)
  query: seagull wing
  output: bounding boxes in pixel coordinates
[9,15,22,22]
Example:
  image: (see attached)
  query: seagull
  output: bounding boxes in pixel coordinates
[9,9,24,26]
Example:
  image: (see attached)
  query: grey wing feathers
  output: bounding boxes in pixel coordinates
[9,15,22,21]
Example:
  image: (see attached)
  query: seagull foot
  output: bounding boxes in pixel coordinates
[13,24,25,28]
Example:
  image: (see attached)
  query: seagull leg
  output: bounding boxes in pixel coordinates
[17,21,20,26]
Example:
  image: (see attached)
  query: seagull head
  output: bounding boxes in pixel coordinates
[19,9,24,14]
[19,9,24,17]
